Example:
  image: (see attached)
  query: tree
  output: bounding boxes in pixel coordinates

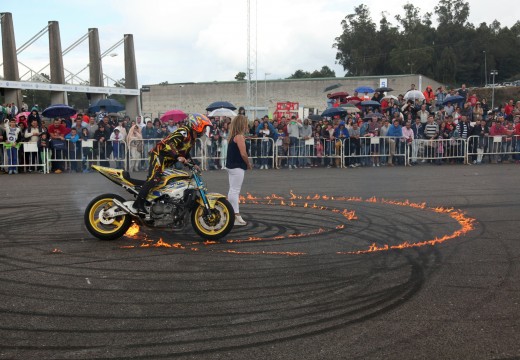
[235,72,246,81]
[333,5,378,76]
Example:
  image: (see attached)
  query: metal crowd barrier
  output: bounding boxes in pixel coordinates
[411,138,467,164]
[45,139,128,173]
[0,142,49,174]
[466,135,520,164]
[5,135,520,175]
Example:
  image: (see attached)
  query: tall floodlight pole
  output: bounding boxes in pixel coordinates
[246,0,257,120]
[490,69,498,109]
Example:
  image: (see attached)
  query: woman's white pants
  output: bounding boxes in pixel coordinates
[227,167,245,214]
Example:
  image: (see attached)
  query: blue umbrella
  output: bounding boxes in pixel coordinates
[42,104,77,118]
[206,101,237,111]
[321,107,347,118]
[442,95,465,105]
[363,112,384,120]
[360,100,381,107]
[355,86,375,93]
[88,98,125,113]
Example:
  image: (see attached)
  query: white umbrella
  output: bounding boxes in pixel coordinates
[404,90,425,101]
[208,107,237,117]
[382,95,399,101]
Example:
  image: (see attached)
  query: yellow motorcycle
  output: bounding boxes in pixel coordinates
[84,164,234,241]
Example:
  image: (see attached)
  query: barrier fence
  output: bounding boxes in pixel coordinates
[2,135,520,173]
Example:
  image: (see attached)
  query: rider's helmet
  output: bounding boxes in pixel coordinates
[188,113,212,134]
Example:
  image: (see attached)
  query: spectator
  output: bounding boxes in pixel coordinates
[80,128,93,173]
[94,123,111,167]
[386,119,403,166]
[109,128,124,169]
[24,119,43,172]
[424,115,439,163]
[5,118,21,174]
[258,121,272,169]
[86,116,98,139]
[287,116,302,169]
[402,121,414,166]
[37,132,50,173]
[65,128,81,173]
[127,124,143,172]
[220,121,229,169]
[27,109,41,127]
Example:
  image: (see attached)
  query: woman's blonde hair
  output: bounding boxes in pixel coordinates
[228,115,249,140]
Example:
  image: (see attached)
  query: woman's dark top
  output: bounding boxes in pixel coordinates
[226,136,247,170]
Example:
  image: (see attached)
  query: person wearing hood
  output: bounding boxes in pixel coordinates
[94,122,111,167]
[423,86,435,104]
[27,110,42,127]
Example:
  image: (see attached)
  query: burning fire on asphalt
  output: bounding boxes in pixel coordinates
[121,192,476,256]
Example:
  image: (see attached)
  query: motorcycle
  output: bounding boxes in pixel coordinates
[84,163,235,241]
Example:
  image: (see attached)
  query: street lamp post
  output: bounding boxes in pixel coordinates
[483,51,487,86]
[264,72,271,112]
[490,70,498,109]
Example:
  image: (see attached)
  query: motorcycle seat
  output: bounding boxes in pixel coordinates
[122,171,146,186]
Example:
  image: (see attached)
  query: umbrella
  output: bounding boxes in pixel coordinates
[88,98,125,113]
[15,111,30,123]
[208,108,237,117]
[206,101,236,112]
[355,86,375,93]
[324,83,342,92]
[382,95,399,101]
[363,112,383,120]
[308,114,322,121]
[42,104,77,118]
[404,90,425,101]
[442,95,465,105]
[346,107,361,113]
[360,100,381,107]
[376,87,393,93]
[321,107,347,118]
[160,109,188,123]
[328,91,349,99]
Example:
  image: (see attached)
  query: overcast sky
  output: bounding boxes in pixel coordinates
[2,0,517,87]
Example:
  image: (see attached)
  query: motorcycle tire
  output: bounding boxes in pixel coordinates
[191,198,235,240]
[84,193,133,241]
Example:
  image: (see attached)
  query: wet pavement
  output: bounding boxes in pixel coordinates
[0,164,518,359]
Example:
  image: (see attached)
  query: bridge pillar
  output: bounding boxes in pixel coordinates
[48,20,67,105]
[124,34,139,120]
[1,12,23,109]
[88,28,103,105]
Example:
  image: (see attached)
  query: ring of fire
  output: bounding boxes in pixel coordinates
[121,191,476,255]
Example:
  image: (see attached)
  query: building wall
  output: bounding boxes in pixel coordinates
[141,74,443,119]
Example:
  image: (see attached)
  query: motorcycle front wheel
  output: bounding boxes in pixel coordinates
[84,193,132,241]
[191,198,235,240]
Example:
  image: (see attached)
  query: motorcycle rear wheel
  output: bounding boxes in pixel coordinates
[191,198,234,240]
[84,193,132,241]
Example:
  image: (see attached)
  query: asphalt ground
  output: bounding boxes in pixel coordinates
[0,164,519,360]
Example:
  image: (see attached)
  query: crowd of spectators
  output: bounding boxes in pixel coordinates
[2,85,520,175]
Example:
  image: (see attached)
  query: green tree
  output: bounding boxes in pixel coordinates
[333,5,378,76]
[235,72,246,81]
[287,70,311,79]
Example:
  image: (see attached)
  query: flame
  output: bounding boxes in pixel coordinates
[340,210,476,254]
[365,196,377,203]
[203,240,218,245]
[220,250,306,256]
[51,248,62,253]
[152,238,172,248]
[120,245,136,249]
[336,225,345,229]
[125,223,140,237]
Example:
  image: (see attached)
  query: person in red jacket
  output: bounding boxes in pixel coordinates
[514,115,520,163]
[423,86,435,105]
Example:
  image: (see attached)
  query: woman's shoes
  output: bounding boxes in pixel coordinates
[234,215,247,226]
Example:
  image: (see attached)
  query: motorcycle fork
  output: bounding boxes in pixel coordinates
[193,174,211,216]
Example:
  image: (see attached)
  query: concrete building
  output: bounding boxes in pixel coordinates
[141,74,443,119]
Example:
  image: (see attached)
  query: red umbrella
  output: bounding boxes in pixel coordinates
[329,91,349,99]
[160,109,187,123]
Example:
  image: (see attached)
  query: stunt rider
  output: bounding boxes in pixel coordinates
[131,113,212,214]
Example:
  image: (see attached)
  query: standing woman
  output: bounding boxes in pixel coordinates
[226,115,252,226]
